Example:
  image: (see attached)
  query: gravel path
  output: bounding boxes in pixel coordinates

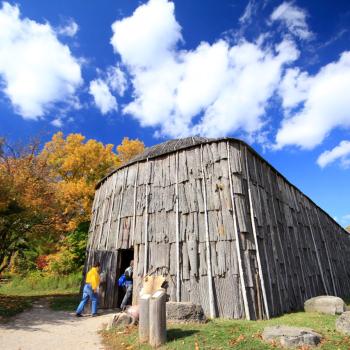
[0,299,114,350]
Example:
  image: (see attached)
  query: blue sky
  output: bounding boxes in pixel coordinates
[0,0,349,227]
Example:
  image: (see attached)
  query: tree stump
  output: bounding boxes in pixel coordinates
[139,294,151,343]
[149,290,167,348]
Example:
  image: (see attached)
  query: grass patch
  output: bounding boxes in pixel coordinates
[101,312,350,350]
[49,294,80,311]
[0,295,33,322]
[0,272,81,296]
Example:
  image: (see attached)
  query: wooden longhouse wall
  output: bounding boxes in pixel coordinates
[84,137,350,319]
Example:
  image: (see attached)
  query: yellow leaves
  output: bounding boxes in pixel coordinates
[117,137,145,164]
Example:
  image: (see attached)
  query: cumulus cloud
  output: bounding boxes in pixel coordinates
[276,52,350,149]
[270,1,313,40]
[317,140,350,168]
[51,118,63,128]
[57,18,79,37]
[110,0,299,138]
[89,79,118,114]
[105,65,128,96]
[0,2,82,119]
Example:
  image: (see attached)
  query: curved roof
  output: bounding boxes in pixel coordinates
[95,136,350,236]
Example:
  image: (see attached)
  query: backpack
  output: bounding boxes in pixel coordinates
[118,274,126,287]
[125,266,133,281]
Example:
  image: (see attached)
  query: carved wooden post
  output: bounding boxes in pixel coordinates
[139,293,151,343]
[149,290,167,348]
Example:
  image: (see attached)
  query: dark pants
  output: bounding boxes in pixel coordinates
[120,284,133,310]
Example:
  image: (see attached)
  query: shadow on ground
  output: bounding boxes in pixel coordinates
[0,295,116,331]
[167,328,199,341]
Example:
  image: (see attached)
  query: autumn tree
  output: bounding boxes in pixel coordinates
[117,137,145,164]
[0,138,58,273]
[347,226,350,233]
[41,132,120,230]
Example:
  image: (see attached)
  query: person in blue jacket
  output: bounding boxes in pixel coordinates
[120,260,133,311]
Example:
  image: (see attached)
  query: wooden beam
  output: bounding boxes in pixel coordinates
[227,141,250,320]
[175,151,181,302]
[131,163,139,246]
[104,175,118,249]
[144,159,149,276]
[315,209,337,296]
[304,205,328,295]
[244,147,270,319]
[200,145,216,319]
[115,168,128,250]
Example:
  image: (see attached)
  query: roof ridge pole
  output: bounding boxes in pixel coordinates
[315,210,337,296]
[227,141,250,320]
[200,145,216,319]
[244,146,270,320]
[115,168,128,250]
[175,151,181,302]
[131,163,139,246]
[144,158,149,276]
[104,174,118,249]
[304,204,329,295]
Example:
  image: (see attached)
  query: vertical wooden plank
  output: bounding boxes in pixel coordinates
[175,151,181,302]
[131,163,139,245]
[200,144,216,319]
[227,141,250,320]
[244,147,270,320]
[144,159,149,276]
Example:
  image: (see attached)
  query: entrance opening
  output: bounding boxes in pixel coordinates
[117,248,134,308]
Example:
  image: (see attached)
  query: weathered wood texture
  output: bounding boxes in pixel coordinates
[84,138,350,319]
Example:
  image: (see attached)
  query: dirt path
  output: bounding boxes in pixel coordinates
[0,299,114,350]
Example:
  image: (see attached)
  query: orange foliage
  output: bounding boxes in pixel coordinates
[117,137,145,164]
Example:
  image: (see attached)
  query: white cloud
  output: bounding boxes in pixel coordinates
[276,52,350,149]
[270,2,312,40]
[0,2,82,119]
[57,18,79,37]
[89,79,118,114]
[51,118,63,128]
[106,65,127,96]
[317,140,350,168]
[111,0,182,68]
[110,0,299,138]
[239,0,258,25]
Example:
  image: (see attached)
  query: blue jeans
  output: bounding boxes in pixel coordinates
[76,283,98,315]
[120,283,133,310]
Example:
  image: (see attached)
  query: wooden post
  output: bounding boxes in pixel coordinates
[200,145,216,319]
[149,290,167,348]
[139,293,151,343]
[227,141,250,320]
[144,158,149,276]
[175,152,181,302]
[131,163,139,245]
[244,147,270,320]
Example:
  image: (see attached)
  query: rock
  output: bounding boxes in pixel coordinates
[107,312,136,330]
[262,325,322,348]
[336,311,350,335]
[304,296,345,315]
[166,302,206,323]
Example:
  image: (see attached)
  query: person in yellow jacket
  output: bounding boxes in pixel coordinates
[76,262,100,317]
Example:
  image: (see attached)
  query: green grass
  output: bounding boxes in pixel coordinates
[102,312,350,350]
[0,272,81,296]
[49,294,80,311]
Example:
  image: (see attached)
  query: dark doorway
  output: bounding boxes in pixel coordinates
[116,248,134,307]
